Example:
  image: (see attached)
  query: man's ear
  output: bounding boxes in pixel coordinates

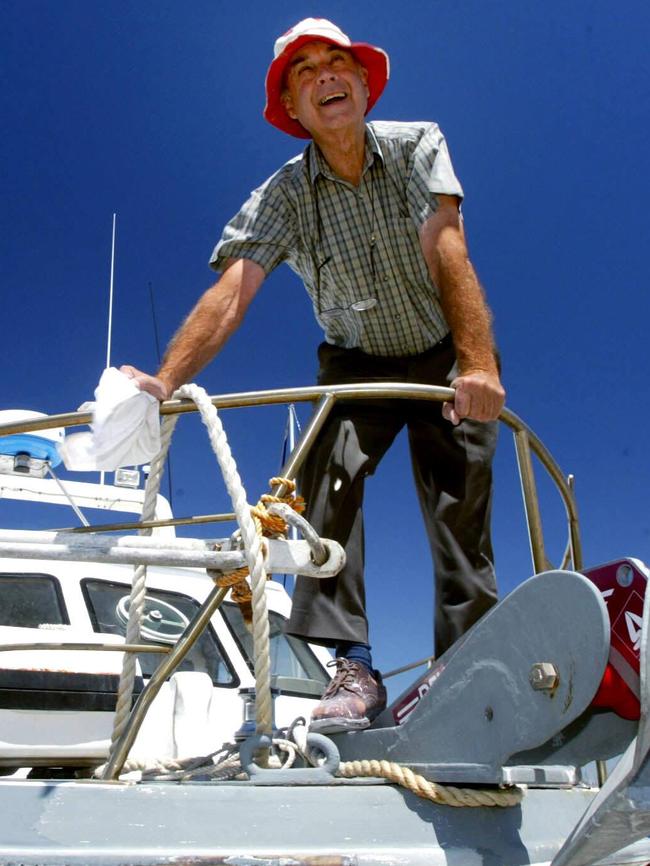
[359,65,370,99]
[281,90,298,120]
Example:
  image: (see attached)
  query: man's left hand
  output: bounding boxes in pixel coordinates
[442,370,505,425]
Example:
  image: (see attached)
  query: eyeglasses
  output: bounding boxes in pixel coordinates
[319,295,378,320]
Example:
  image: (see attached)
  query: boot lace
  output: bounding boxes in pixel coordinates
[322,658,360,698]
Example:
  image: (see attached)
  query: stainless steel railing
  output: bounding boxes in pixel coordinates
[0,384,582,777]
[0,383,582,573]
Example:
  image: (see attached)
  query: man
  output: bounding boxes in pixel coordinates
[123,18,505,734]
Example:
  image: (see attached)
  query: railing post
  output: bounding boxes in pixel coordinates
[514,428,548,574]
[567,474,583,571]
[272,393,336,498]
[102,584,229,780]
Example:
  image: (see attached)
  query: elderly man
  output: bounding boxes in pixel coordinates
[123,18,505,733]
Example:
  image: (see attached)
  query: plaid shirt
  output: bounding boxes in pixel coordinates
[210,121,464,356]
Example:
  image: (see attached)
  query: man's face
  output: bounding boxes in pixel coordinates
[282,41,369,138]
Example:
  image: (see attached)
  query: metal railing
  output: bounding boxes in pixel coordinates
[0,384,582,777]
[0,382,582,573]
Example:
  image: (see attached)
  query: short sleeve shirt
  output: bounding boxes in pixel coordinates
[210,121,464,357]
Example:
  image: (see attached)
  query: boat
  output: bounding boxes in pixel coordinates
[0,381,648,866]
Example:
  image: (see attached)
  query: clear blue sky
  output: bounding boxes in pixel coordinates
[2,1,649,697]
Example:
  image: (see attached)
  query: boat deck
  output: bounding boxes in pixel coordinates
[4,776,647,866]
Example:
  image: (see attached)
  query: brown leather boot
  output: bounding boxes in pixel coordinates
[309,658,387,733]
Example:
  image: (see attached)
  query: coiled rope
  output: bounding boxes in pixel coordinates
[105,738,300,783]
[111,728,523,807]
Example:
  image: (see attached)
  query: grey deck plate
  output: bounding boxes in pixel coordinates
[1,779,649,865]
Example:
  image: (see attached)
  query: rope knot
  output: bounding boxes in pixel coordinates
[211,477,305,624]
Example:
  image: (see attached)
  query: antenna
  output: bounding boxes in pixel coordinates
[148,280,163,363]
[101,214,117,487]
[106,213,117,370]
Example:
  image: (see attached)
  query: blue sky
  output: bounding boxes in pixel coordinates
[2,1,649,697]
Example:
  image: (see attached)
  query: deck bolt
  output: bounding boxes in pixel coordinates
[529,662,559,691]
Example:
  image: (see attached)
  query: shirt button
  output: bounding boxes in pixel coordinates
[383,275,389,282]
[395,314,401,321]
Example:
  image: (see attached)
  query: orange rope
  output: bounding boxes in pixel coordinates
[210,478,305,624]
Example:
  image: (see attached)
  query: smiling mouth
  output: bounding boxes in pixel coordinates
[319,92,347,106]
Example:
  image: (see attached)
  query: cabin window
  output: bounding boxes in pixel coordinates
[81,579,238,688]
[221,603,329,697]
[0,573,68,628]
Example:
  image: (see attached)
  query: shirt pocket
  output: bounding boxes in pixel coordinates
[382,215,431,288]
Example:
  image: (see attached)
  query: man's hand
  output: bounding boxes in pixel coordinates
[120,365,174,402]
[442,370,505,426]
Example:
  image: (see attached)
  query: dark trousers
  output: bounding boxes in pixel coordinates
[286,336,499,658]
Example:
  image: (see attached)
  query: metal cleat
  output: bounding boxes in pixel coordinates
[240,733,340,785]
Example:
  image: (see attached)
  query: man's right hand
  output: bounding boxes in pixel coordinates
[120,365,174,402]
[442,369,505,426]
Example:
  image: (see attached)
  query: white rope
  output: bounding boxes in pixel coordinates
[105,384,272,771]
[176,385,273,745]
[106,414,178,757]
[103,734,302,783]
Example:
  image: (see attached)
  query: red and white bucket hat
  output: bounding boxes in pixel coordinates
[264,17,390,139]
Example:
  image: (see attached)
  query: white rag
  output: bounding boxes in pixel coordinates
[59,368,161,471]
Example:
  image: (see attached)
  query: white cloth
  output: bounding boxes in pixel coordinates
[59,368,161,470]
